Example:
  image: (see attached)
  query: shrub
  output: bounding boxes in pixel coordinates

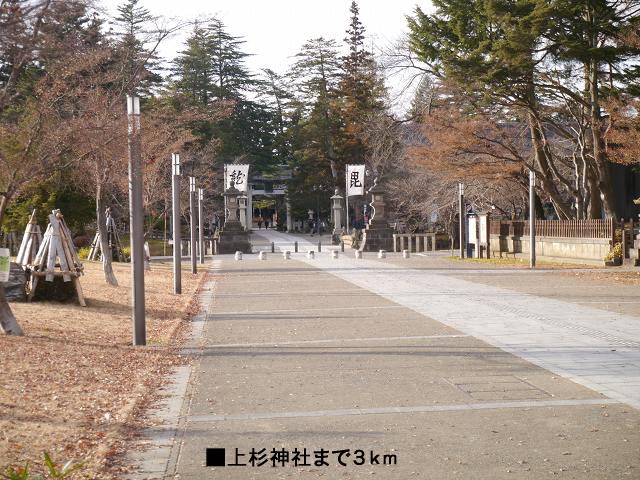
[77,246,90,260]
[604,242,622,261]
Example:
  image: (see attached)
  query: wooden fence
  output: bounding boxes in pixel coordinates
[490,218,615,240]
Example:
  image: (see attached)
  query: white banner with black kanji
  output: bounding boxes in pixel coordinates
[346,164,365,197]
[224,164,250,192]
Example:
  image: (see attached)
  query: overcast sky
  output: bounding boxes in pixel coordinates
[100,0,433,75]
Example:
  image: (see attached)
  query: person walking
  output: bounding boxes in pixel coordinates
[258,217,263,229]
[265,218,270,229]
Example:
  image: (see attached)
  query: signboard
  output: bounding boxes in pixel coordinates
[346,165,365,196]
[0,248,9,283]
[224,164,250,192]
[468,216,477,244]
[479,215,487,243]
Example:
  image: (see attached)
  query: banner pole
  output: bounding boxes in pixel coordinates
[345,167,350,231]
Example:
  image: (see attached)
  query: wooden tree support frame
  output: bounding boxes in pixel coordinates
[88,208,126,262]
[16,209,42,267]
[26,209,86,306]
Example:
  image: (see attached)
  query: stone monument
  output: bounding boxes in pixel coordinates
[218,182,252,254]
[359,180,393,252]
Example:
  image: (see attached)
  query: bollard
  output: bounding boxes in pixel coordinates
[283,251,291,260]
[234,251,243,261]
[258,251,267,260]
[331,250,339,259]
[318,241,321,252]
[271,242,275,253]
[340,241,344,252]
[378,250,386,259]
[294,241,298,253]
[402,249,410,259]
[355,250,362,259]
[307,250,315,259]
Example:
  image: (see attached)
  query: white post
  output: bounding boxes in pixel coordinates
[189,176,197,274]
[345,174,350,233]
[459,182,465,259]
[127,95,145,346]
[530,170,536,268]
[247,184,253,230]
[198,188,204,264]
[172,154,181,294]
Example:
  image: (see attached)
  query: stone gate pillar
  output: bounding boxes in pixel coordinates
[286,195,293,232]
[239,195,248,230]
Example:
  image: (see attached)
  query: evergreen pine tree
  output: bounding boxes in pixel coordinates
[172,24,216,106]
[170,18,277,171]
[112,0,162,95]
[206,18,255,100]
[289,38,342,183]
[338,1,385,164]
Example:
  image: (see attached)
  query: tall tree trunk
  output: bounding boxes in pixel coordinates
[587,171,603,219]
[0,194,9,230]
[527,112,573,219]
[0,189,22,335]
[96,186,118,286]
[0,288,23,336]
[588,59,618,218]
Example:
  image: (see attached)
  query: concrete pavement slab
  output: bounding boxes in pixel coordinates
[154,240,640,479]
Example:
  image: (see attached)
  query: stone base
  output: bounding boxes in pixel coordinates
[218,221,252,254]
[332,228,345,245]
[360,222,393,252]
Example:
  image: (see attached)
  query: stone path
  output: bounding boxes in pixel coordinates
[134,230,640,479]
[258,229,640,410]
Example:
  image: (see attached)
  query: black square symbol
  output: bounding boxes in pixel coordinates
[206,448,226,467]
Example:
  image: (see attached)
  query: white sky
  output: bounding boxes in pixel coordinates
[101,0,434,110]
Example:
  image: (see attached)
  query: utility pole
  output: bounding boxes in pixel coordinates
[172,153,181,294]
[189,176,197,274]
[127,95,145,346]
[198,187,204,264]
[529,170,536,268]
[458,182,465,259]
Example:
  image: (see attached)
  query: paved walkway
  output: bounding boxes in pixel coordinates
[140,230,640,479]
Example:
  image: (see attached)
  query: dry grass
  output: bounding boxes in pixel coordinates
[445,255,598,269]
[0,260,205,478]
[564,269,640,286]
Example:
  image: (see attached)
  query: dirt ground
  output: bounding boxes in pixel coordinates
[0,260,205,478]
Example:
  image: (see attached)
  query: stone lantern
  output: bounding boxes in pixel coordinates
[368,182,387,225]
[224,182,241,223]
[219,181,251,254]
[331,188,344,243]
[359,180,393,252]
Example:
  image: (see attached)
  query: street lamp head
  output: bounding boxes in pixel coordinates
[189,176,196,192]
[172,153,180,175]
[458,182,465,195]
[198,188,203,200]
[127,95,140,115]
